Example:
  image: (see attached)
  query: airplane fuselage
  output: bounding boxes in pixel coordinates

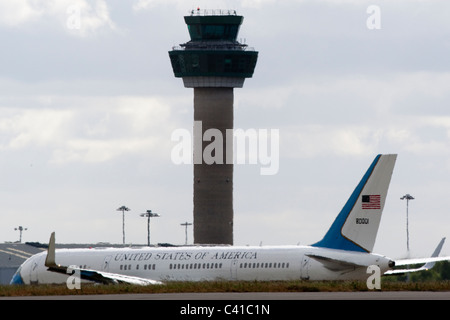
[13,244,393,285]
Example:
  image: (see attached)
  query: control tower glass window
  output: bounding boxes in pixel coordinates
[188,24,239,41]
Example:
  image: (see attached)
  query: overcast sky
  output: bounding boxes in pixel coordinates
[1,0,450,259]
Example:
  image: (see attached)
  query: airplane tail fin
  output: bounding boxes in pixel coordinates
[312,154,397,253]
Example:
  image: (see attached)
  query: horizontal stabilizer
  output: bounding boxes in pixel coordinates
[392,256,450,267]
[306,253,369,272]
[384,238,449,275]
[383,257,450,275]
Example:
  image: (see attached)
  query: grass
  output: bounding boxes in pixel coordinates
[1,280,450,297]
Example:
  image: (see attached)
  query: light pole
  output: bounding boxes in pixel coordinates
[14,226,28,243]
[140,210,160,246]
[400,194,414,257]
[116,206,130,245]
[180,222,192,245]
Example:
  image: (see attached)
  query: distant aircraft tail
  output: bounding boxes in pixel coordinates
[312,154,397,253]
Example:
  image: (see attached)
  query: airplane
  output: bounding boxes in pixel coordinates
[10,154,450,286]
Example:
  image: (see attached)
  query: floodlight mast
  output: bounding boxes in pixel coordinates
[180,222,193,245]
[14,226,28,243]
[116,206,130,245]
[140,210,160,246]
[400,194,414,257]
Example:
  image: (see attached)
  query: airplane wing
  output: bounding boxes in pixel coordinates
[45,232,163,286]
[384,238,449,275]
[54,266,163,286]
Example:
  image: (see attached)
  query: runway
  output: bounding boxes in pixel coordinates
[3,291,450,300]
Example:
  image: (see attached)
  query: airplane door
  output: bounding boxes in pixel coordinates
[29,256,42,284]
[300,255,310,280]
[102,255,112,272]
[230,260,238,280]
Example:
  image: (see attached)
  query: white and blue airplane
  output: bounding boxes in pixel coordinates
[10,154,450,285]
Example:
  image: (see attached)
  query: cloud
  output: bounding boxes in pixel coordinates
[238,70,450,161]
[0,0,41,26]
[52,137,159,164]
[0,108,73,149]
[282,125,382,158]
[0,95,175,164]
[65,0,117,37]
[132,0,189,12]
[0,0,116,37]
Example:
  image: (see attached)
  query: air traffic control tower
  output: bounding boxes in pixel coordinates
[169,9,258,245]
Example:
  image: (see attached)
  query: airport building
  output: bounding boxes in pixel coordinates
[0,243,44,285]
[168,9,258,245]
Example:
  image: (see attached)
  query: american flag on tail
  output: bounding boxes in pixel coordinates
[361,195,381,209]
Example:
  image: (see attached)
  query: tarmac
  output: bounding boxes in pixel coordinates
[2,291,449,300]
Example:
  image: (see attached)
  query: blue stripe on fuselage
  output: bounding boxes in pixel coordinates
[10,267,24,285]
